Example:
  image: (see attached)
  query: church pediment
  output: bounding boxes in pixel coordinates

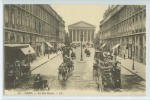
[68,21,96,28]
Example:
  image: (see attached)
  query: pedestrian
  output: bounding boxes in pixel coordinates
[44,51,45,56]
[124,54,126,60]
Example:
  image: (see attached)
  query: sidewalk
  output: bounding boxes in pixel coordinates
[30,51,62,71]
[117,56,146,80]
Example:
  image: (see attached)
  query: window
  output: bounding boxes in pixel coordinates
[4,6,9,24]
[22,12,24,25]
[11,7,15,25]
[5,31,9,43]
[26,14,29,27]
[10,33,15,43]
[17,10,20,25]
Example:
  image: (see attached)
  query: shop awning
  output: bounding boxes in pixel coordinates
[21,44,36,55]
[5,44,29,48]
[112,44,120,49]
[45,42,53,48]
[101,43,106,48]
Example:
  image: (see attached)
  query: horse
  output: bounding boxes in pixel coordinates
[58,64,67,81]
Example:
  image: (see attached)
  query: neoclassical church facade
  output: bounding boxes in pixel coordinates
[68,21,95,44]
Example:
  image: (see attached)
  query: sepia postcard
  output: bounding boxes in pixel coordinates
[3,4,146,96]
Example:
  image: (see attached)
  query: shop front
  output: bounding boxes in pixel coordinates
[45,42,54,54]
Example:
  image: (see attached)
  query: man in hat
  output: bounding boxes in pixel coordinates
[110,62,121,89]
[34,74,42,89]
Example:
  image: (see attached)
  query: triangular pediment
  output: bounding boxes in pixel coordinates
[68,21,96,28]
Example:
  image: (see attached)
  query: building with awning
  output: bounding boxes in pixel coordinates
[4,44,36,64]
[98,5,146,64]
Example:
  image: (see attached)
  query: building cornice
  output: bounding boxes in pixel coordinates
[4,27,50,37]
[100,5,125,25]
[100,32,146,40]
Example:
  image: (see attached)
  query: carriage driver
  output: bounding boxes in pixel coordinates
[34,74,42,89]
[110,62,121,89]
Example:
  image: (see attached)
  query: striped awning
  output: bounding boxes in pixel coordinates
[112,44,120,49]
[45,42,53,48]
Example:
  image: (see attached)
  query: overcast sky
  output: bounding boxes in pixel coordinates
[51,5,109,34]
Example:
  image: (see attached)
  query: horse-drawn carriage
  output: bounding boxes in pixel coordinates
[58,57,74,81]
[93,59,121,92]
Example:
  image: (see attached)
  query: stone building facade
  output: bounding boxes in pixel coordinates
[98,5,146,64]
[4,4,66,55]
[68,21,95,44]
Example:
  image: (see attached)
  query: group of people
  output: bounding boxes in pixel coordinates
[93,49,121,90]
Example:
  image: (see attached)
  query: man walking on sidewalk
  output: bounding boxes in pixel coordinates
[124,53,126,60]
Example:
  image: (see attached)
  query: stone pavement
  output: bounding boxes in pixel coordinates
[30,51,62,71]
[117,56,146,80]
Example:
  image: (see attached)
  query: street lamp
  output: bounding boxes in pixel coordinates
[132,42,135,70]
[80,34,83,61]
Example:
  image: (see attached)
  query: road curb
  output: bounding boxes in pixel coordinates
[120,65,145,81]
[30,53,62,72]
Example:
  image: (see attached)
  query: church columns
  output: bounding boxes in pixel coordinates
[69,28,94,43]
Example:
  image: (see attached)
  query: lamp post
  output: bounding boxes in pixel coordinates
[80,34,83,61]
[132,42,135,70]
[48,48,50,59]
